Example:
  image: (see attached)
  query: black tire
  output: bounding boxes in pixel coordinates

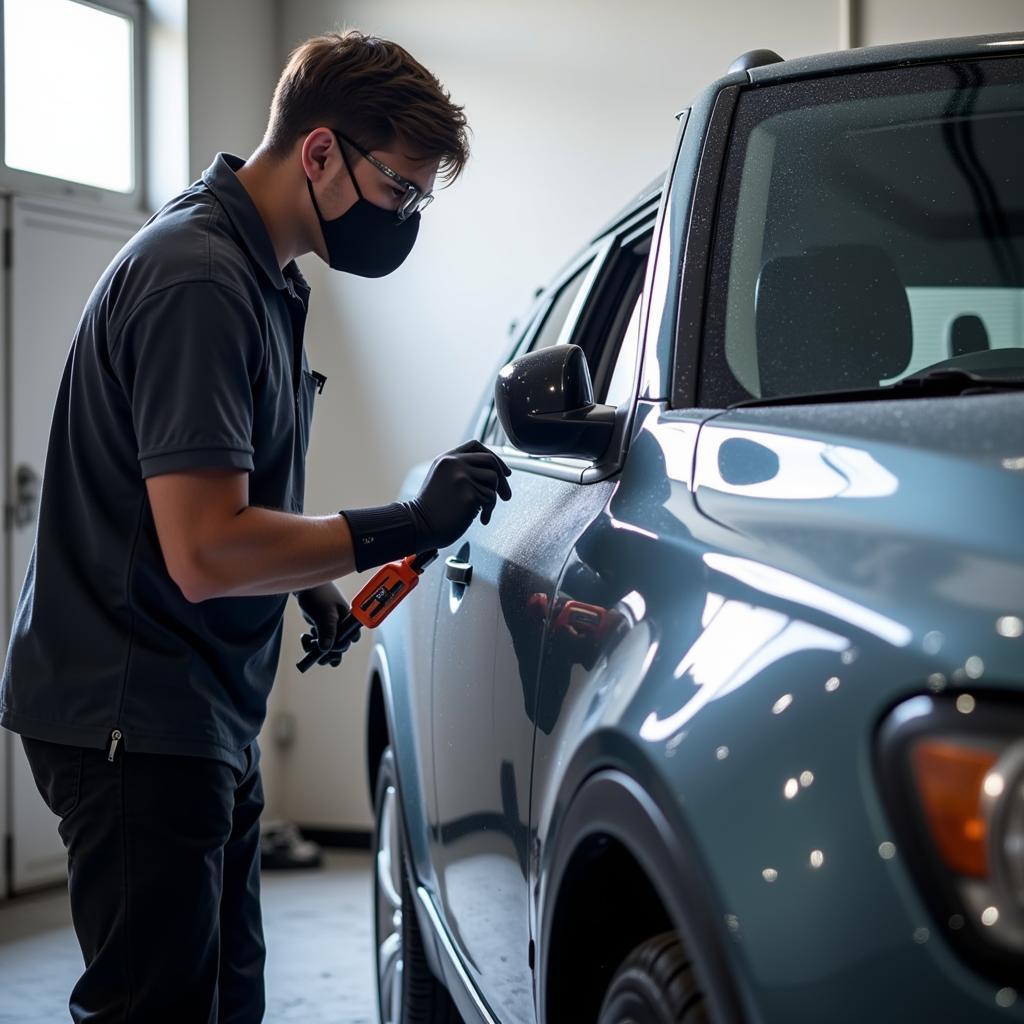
[373,746,461,1024]
[597,931,708,1024]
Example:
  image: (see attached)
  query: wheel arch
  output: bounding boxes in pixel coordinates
[538,761,758,1024]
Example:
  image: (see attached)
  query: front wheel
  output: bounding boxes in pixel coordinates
[597,931,707,1024]
[373,746,461,1024]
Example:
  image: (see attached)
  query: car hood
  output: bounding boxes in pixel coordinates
[691,392,1024,672]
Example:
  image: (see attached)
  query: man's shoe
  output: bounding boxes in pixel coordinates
[259,820,323,870]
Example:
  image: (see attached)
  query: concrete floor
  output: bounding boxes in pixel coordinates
[0,849,376,1023]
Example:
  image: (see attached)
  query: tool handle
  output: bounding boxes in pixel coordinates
[296,612,361,673]
[294,550,438,672]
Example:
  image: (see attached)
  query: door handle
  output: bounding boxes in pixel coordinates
[445,556,473,586]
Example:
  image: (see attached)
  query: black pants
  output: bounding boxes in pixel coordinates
[20,734,266,1023]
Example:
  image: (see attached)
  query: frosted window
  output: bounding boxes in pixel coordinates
[4,0,134,193]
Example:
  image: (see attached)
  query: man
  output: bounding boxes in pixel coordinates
[0,28,510,1023]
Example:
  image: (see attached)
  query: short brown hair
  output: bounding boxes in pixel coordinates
[263,28,470,186]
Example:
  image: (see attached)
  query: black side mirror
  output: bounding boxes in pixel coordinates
[494,344,616,461]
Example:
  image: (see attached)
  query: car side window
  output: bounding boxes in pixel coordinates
[483,261,594,449]
[603,292,643,408]
[529,262,593,355]
[586,230,652,407]
[484,223,656,452]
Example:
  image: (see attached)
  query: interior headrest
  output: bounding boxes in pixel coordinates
[950,314,990,357]
[755,245,912,397]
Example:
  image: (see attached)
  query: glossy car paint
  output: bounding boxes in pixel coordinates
[367,30,1024,1024]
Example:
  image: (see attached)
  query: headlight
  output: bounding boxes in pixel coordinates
[876,692,1024,983]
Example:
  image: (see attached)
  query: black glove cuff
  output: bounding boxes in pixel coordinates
[338,502,417,573]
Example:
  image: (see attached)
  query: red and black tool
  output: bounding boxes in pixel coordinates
[296,549,438,672]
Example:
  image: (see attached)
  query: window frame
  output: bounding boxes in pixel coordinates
[0,0,146,211]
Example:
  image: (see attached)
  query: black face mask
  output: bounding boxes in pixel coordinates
[306,144,420,278]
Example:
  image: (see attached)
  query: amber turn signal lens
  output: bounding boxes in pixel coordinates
[910,739,998,878]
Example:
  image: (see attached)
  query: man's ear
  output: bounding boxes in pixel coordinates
[302,129,334,179]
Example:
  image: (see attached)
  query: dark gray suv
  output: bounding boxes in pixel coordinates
[365,31,1024,1024]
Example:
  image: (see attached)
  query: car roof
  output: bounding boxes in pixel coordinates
[747,30,1024,83]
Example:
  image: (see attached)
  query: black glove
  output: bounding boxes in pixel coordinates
[340,440,513,572]
[294,582,361,668]
[403,440,512,550]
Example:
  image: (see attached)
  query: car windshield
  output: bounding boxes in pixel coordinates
[701,55,1024,405]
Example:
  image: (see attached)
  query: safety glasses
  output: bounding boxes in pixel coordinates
[331,128,434,222]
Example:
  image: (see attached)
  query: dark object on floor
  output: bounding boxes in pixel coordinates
[260,820,323,870]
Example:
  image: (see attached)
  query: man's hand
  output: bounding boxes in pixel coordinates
[403,440,512,552]
[294,582,361,667]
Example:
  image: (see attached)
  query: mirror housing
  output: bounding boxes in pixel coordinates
[494,344,617,461]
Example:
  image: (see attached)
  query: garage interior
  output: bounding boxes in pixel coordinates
[0,1,1021,1022]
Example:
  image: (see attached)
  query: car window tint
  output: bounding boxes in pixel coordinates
[699,57,1024,406]
[603,292,643,407]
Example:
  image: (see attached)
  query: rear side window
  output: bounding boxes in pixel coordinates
[483,220,655,453]
[587,229,652,407]
[483,260,594,449]
[699,56,1024,406]
[529,262,592,354]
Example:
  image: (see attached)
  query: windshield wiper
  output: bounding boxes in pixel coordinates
[730,367,1024,410]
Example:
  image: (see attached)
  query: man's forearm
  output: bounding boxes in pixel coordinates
[190,506,358,600]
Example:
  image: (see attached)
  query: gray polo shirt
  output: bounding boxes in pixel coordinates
[0,152,324,773]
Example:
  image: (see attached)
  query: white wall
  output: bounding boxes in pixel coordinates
[186,0,281,182]
[265,0,1024,830]
[860,0,1023,46]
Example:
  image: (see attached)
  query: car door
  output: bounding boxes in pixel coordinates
[429,215,656,1024]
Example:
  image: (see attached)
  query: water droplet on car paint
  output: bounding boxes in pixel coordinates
[922,631,944,654]
[841,647,858,665]
[784,778,799,799]
[912,927,929,944]
[762,867,778,883]
[799,770,814,787]
[825,676,840,692]
[772,694,793,715]
[996,988,1017,1008]
[982,906,1000,926]
[725,914,740,932]
[965,656,985,679]
[956,693,976,714]
[715,746,729,761]
[810,850,824,868]
[927,673,946,692]
[948,914,965,930]
[997,616,1023,639]
[879,841,897,860]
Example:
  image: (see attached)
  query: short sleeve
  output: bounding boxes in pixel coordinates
[110,280,266,479]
